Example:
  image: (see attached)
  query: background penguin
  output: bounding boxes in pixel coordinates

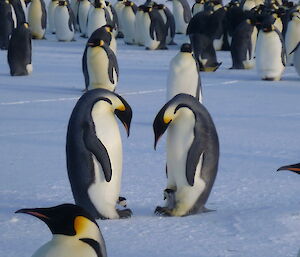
[47,0,59,34]
[54,0,75,41]
[153,93,219,217]
[0,0,15,50]
[83,38,118,91]
[105,1,119,37]
[230,17,258,69]
[69,0,79,30]
[285,9,300,65]
[154,3,176,45]
[66,89,133,220]
[27,0,47,39]
[77,0,91,37]
[9,0,27,26]
[113,0,126,38]
[142,6,167,50]
[192,0,205,16]
[135,5,146,46]
[291,42,300,77]
[166,43,202,101]
[7,22,32,76]
[16,204,107,257]
[256,15,286,80]
[168,0,191,34]
[122,0,137,44]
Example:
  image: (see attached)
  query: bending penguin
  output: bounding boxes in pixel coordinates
[7,22,32,76]
[27,0,47,39]
[66,89,133,220]
[82,26,118,91]
[167,43,202,101]
[153,93,219,217]
[168,0,191,34]
[16,203,107,257]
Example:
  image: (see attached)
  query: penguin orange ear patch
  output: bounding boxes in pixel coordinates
[74,216,91,235]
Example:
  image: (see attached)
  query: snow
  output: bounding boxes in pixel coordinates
[1,16,300,257]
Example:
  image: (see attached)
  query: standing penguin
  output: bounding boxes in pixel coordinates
[105,1,119,37]
[113,0,126,38]
[54,0,75,41]
[285,9,300,65]
[9,0,27,26]
[83,38,118,91]
[230,18,258,69]
[168,0,191,34]
[7,23,32,76]
[47,0,59,34]
[77,0,91,36]
[0,0,14,50]
[122,0,137,44]
[256,17,286,80]
[142,6,167,50]
[153,94,219,217]
[66,89,133,220]
[27,0,46,39]
[16,204,107,257]
[291,42,300,77]
[192,0,205,16]
[135,5,146,46]
[166,43,202,101]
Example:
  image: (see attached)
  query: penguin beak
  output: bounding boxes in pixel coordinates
[115,100,132,137]
[15,208,51,220]
[153,107,171,150]
[277,163,300,175]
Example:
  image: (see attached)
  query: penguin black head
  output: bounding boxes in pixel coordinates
[113,94,132,137]
[124,0,134,6]
[58,0,67,6]
[88,39,105,48]
[144,6,152,12]
[15,204,99,236]
[277,163,300,175]
[153,3,164,9]
[261,14,276,32]
[94,0,104,8]
[180,43,192,53]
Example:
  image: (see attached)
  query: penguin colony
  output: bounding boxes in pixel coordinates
[1,0,299,255]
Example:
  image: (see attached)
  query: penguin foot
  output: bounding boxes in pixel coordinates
[117,208,132,219]
[117,196,127,207]
[154,206,172,216]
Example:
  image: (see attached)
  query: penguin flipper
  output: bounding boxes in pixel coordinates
[150,21,155,41]
[83,122,112,182]
[103,44,119,84]
[82,46,89,90]
[41,0,47,30]
[79,238,104,257]
[178,0,191,24]
[290,42,300,55]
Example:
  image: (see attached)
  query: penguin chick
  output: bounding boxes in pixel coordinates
[15,203,107,257]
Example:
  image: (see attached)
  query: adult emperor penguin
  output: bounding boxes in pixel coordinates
[256,16,286,80]
[166,43,202,101]
[113,0,126,38]
[0,0,14,50]
[66,89,133,219]
[16,203,107,257]
[291,42,300,77]
[7,23,32,76]
[135,5,146,46]
[122,0,137,44]
[168,0,191,34]
[47,0,59,34]
[192,0,205,16]
[54,0,75,41]
[77,0,91,36]
[83,37,118,91]
[27,0,47,39]
[142,6,167,50]
[9,0,27,26]
[285,9,300,65]
[105,1,119,37]
[230,17,258,69]
[153,93,219,217]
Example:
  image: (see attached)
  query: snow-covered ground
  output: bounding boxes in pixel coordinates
[1,25,300,257]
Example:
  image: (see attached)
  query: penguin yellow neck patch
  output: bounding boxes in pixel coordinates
[74,216,92,235]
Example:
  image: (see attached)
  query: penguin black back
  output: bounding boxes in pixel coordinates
[0,0,14,50]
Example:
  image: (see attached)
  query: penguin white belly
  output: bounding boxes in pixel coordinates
[143,15,160,50]
[192,4,204,16]
[110,37,117,55]
[274,18,283,32]
[87,9,107,38]
[88,102,122,219]
[10,5,17,28]
[256,31,285,80]
[294,46,300,77]
[32,235,98,257]
[167,54,199,100]
[243,26,257,69]
[122,8,136,44]
[173,1,186,34]
[48,1,58,33]
[213,35,223,51]
[78,0,91,35]
[135,11,144,46]
[28,0,45,39]
[166,108,206,216]
[243,0,256,11]
[158,9,167,24]
[54,7,75,41]
[87,47,116,91]
[26,64,33,74]
[285,18,300,66]
[113,3,124,33]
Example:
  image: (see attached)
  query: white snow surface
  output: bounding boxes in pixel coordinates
[1,21,300,257]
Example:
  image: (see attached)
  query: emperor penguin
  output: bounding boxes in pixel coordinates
[66,89,133,220]
[122,0,137,44]
[142,6,167,50]
[83,37,118,91]
[230,18,258,69]
[154,3,176,45]
[135,5,146,46]
[105,1,119,37]
[113,0,126,38]
[54,0,76,41]
[291,42,300,77]
[0,0,14,50]
[9,0,27,26]
[77,0,91,36]
[27,0,47,39]
[47,0,59,33]
[153,93,219,217]
[15,204,107,257]
[168,0,191,34]
[192,0,205,16]
[69,0,79,30]
[7,23,32,76]
[285,9,300,65]
[166,43,202,101]
[256,17,286,80]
